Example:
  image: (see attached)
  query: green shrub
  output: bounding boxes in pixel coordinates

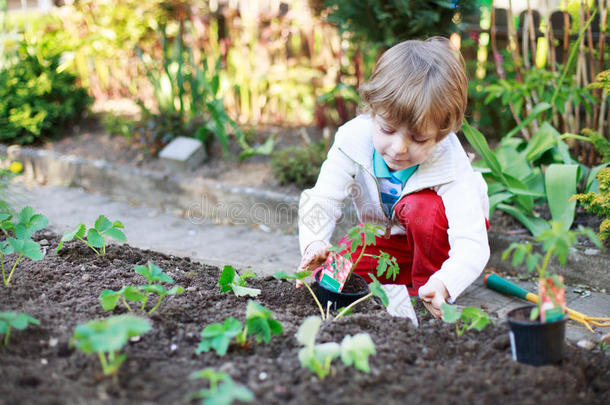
[319,0,479,49]
[570,167,610,241]
[271,141,326,188]
[0,41,91,144]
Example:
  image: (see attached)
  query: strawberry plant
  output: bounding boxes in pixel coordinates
[70,314,151,376]
[196,300,282,356]
[0,206,48,286]
[441,304,491,337]
[296,315,376,379]
[218,265,260,297]
[275,224,398,320]
[329,224,400,283]
[0,312,40,345]
[189,368,254,405]
[99,261,184,313]
[57,215,126,255]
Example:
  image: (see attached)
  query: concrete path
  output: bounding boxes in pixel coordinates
[17,182,610,345]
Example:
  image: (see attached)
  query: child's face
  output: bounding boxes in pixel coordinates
[372,115,438,171]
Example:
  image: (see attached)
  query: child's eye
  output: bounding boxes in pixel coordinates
[412,136,429,144]
[380,126,395,135]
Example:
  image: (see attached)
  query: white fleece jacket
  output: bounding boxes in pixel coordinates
[298,115,490,300]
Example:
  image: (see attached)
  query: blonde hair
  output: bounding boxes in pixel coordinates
[359,37,467,140]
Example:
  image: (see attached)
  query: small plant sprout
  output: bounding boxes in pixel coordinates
[276,225,399,320]
[440,304,491,337]
[0,312,40,345]
[502,221,603,321]
[196,301,282,356]
[218,265,260,297]
[196,317,242,356]
[296,316,376,379]
[57,215,126,255]
[70,314,151,376]
[189,368,254,405]
[0,206,48,286]
[99,261,184,313]
[333,274,389,321]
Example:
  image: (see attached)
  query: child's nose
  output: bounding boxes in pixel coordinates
[392,136,408,154]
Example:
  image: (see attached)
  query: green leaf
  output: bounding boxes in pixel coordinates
[8,238,44,260]
[441,303,461,323]
[9,313,40,330]
[167,286,184,295]
[123,286,146,302]
[112,220,125,229]
[340,333,376,373]
[197,317,242,356]
[71,315,151,354]
[21,240,44,260]
[368,274,388,307]
[57,223,86,252]
[461,307,491,332]
[218,265,236,288]
[462,121,504,178]
[99,290,122,311]
[231,285,261,297]
[18,206,34,225]
[0,240,14,255]
[87,228,105,248]
[103,227,126,242]
[296,316,321,347]
[94,215,113,232]
[545,164,579,229]
[497,203,551,237]
[246,317,272,343]
[505,103,552,138]
[134,261,173,283]
[524,122,559,162]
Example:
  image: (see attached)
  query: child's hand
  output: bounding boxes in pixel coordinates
[418,278,449,318]
[296,240,331,288]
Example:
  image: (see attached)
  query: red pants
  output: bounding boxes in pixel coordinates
[338,189,450,296]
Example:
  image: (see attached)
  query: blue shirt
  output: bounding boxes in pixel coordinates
[372,149,418,215]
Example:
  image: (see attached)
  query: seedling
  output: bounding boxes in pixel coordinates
[441,304,491,337]
[275,225,398,320]
[196,317,242,356]
[218,265,260,297]
[70,314,151,376]
[57,215,126,255]
[99,261,184,313]
[189,368,254,404]
[296,315,376,379]
[0,312,40,345]
[0,206,47,286]
[502,221,602,321]
[196,300,282,356]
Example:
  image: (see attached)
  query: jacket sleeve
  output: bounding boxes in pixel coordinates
[431,164,490,301]
[298,128,358,255]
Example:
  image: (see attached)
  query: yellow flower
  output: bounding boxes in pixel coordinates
[9,161,23,174]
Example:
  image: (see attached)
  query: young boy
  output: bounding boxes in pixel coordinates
[297,37,490,319]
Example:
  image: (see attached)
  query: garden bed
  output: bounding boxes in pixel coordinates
[1,232,609,404]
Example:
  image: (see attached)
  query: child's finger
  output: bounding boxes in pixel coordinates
[295,279,303,289]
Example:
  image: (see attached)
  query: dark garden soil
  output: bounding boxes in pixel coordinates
[1,232,609,405]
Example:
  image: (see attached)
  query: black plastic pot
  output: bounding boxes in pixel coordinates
[506,305,567,366]
[315,273,369,311]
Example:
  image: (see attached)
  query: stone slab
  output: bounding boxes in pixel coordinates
[159,136,206,171]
